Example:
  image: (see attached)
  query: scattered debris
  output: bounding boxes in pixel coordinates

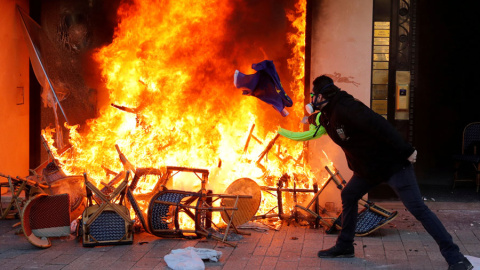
[206,228,243,242]
[238,221,270,232]
[164,247,223,270]
[164,248,205,270]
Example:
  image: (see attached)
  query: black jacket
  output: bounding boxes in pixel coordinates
[319,91,415,184]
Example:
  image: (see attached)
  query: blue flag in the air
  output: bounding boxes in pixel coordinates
[234,60,293,117]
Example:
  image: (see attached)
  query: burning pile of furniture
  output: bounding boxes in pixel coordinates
[1,143,254,248]
[1,126,398,249]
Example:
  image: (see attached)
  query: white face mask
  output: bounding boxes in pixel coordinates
[305,103,316,115]
[305,94,328,115]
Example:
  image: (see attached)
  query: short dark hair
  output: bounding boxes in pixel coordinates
[312,75,339,99]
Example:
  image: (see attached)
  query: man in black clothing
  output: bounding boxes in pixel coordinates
[309,75,472,270]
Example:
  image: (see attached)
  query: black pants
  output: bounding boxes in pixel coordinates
[336,164,464,265]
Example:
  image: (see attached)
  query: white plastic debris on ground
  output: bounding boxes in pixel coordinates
[465,255,480,268]
[164,247,222,270]
[190,247,222,262]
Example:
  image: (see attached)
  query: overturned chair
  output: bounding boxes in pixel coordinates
[22,193,71,248]
[113,145,252,246]
[148,189,251,247]
[82,171,134,247]
[297,166,398,237]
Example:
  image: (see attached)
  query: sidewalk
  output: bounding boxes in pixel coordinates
[1,201,480,269]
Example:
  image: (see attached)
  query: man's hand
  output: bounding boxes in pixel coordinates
[408,150,417,164]
[307,112,320,126]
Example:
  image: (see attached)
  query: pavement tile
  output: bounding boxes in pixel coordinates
[246,255,264,267]
[253,244,268,256]
[105,260,137,270]
[297,256,320,268]
[383,240,405,251]
[455,230,479,244]
[278,250,301,261]
[361,236,383,245]
[261,256,278,269]
[281,242,302,252]
[1,201,480,269]
[353,242,365,259]
[275,260,299,269]
[462,243,480,255]
[385,249,407,261]
[132,256,163,268]
[152,260,169,270]
[93,255,122,268]
[222,257,248,270]
[265,245,282,257]
[300,245,318,258]
[426,250,444,262]
[404,246,427,256]
[363,243,385,256]
[117,251,147,262]
[49,254,79,265]
[302,239,321,248]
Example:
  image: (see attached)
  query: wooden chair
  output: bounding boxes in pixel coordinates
[82,171,134,247]
[148,190,249,247]
[1,176,28,219]
[296,166,397,236]
[0,174,48,220]
[453,122,480,192]
[21,193,71,248]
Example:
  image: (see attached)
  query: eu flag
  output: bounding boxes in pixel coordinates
[234,60,293,116]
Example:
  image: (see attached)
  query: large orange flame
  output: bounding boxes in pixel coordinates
[44,0,317,224]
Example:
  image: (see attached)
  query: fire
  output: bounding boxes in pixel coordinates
[44,0,318,229]
[286,0,307,121]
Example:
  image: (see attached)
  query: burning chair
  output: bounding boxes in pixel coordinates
[148,189,250,247]
[240,124,398,235]
[81,171,134,247]
[112,145,252,246]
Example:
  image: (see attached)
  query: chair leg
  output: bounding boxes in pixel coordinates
[1,178,27,219]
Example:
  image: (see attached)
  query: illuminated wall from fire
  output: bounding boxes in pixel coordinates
[308,0,373,208]
[0,0,30,177]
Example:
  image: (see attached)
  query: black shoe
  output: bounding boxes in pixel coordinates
[448,257,473,270]
[317,244,355,258]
